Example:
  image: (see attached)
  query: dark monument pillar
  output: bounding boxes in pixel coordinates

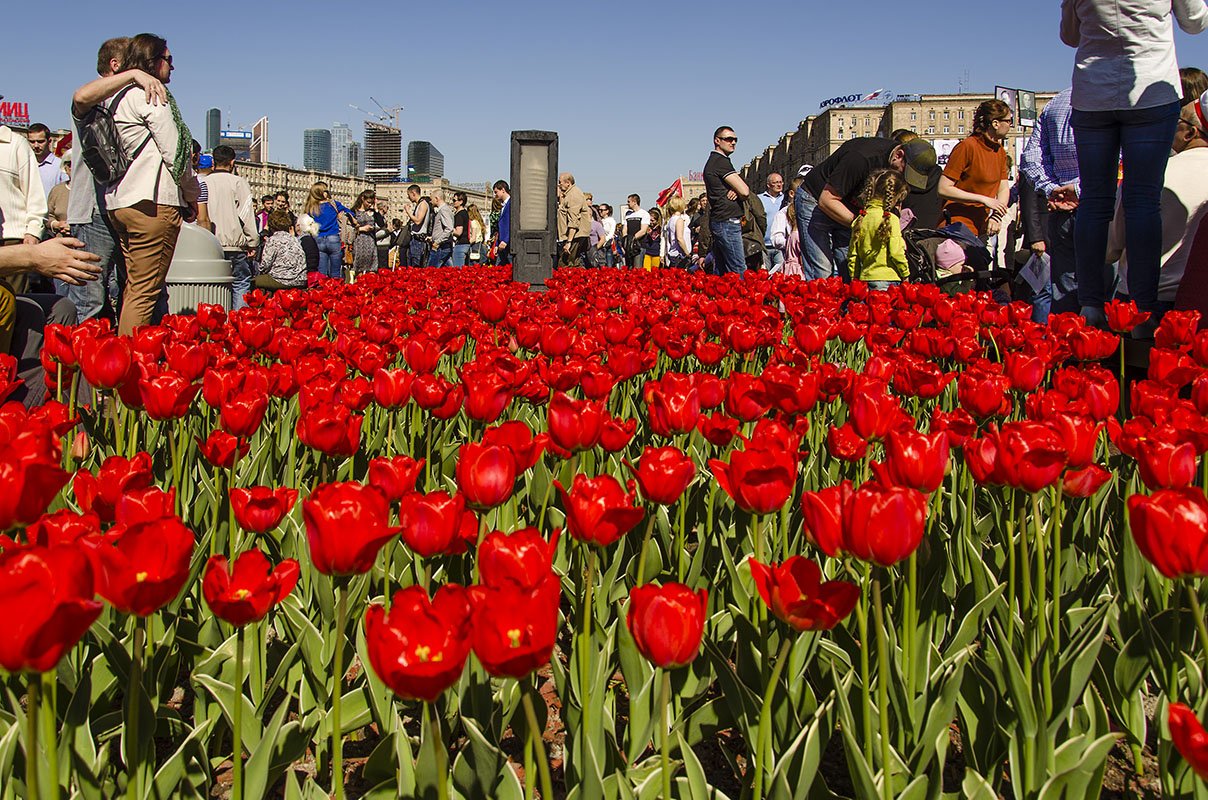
[509,130,558,291]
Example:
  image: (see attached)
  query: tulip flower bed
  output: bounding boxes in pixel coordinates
[4,264,1208,799]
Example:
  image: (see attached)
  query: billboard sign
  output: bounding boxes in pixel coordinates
[820,89,893,109]
[0,100,30,127]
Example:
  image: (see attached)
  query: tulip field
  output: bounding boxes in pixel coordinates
[6,265,1208,799]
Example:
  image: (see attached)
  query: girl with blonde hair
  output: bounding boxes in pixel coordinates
[847,169,910,290]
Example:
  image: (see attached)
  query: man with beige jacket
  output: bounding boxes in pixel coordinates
[557,172,592,268]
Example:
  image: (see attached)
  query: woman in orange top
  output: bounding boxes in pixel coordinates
[938,99,1013,239]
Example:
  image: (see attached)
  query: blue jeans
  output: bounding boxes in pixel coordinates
[762,246,785,274]
[451,243,470,266]
[226,251,253,310]
[796,186,851,280]
[1072,101,1179,312]
[709,218,745,275]
[316,235,342,279]
[428,241,453,267]
[866,280,899,291]
[65,214,120,321]
[1031,210,1079,323]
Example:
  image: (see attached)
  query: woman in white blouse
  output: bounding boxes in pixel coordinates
[105,33,199,335]
[1061,0,1208,326]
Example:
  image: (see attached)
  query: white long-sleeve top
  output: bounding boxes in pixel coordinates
[203,170,258,251]
[769,206,792,250]
[0,126,47,240]
[104,90,199,211]
[1061,0,1208,111]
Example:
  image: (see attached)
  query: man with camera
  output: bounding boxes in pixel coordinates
[405,184,431,266]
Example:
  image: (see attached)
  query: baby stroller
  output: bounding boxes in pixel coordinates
[904,225,1004,295]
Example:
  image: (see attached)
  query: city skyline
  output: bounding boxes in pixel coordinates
[3,0,1208,209]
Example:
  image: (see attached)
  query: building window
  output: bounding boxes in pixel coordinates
[944,110,950,120]
[910,125,917,132]
[927,126,935,135]
[910,111,917,121]
[929,110,936,120]
[958,110,965,120]
[958,125,965,134]
[851,116,857,126]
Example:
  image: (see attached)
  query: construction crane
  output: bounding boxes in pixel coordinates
[349,98,403,131]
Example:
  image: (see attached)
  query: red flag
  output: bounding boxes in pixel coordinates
[656,177,683,207]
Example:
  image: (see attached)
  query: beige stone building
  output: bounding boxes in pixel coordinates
[740,92,1058,191]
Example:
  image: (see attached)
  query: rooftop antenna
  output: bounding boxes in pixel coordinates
[957,69,970,94]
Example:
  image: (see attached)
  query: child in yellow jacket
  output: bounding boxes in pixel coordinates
[848,169,910,290]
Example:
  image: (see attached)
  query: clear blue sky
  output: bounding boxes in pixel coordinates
[4,0,1208,210]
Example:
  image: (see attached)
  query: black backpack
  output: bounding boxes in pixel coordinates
[77,85,151,186]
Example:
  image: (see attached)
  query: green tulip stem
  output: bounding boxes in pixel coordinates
[42,671,59,800]
[579,545,597,765]
[232,625,245,800]
[127,616,145,800]
[636,514,656,585]
[473,514,487,583]
[1032,492,1052,719]
[425,701,449,800]
[857,565,873,758]
[660,668,674,799]
[331,584,347,800]
[676,499,687,583]
[1186,584,1208,676]
[904,549,917,705]
[1051,484,1064,660]
[1017,493,1032,623]
[872,579,892,800]
[1005,490,1016,648]
[211,466,223,558]
[425,417,433,492]
[523,728,535,800]
[752,637,792,800]
[26,672,40,800]
[751,513,764,574]
[521,689,554,800]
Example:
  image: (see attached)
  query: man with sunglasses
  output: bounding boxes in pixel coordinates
[703,126,750,275]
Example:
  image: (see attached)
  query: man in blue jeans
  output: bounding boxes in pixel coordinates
[703,126,750,275]
[796,137,938,280]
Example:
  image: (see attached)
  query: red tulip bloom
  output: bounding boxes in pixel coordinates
[83,517,195,616]
[367,455,425,502]
[843,482,927,567]
[547,392,605,453]
[996,422,1068,493]
[372,368,413,408]
[826,424,869,462]
[847,379,902,441]
[115,486,176,527]
[749,556,859,631]
[724,373,772,422]
[1046,413,1101,470]
[709,444,797,515]
[647,373,701,437]
[1104,299,1151,334]
[197,430,249,470]
[599,416,636,452]
[202,550,300,626]
[1169,703,1208,780]
[468,575,561,678]
[957,370,1012,419]
[456,441,517,509]
[1134,439,1198,490]
[0,431,70,531]
[140,371,200,421]
[627,582,708,669]
[398,490,479,558]
[801,482,853,558]
[556,474,644,548]
[482,421,547,472]
[881,429,949,493]
[1128,488,1208,578]
[219,391,269,438]
[696,413,740,447]
[296,405,362,458]
[1004,352,1047,393]
[402,335,446,375]
[230,486,299,533]
[364,584,473,702]
[1063,465,1111,498]
[303,482,399,576]
[461,368,513,423]
[78,334,134,390]
[0,544,103,672]
[72,452,154,523]
[478,527,561,590]
[629,446,696,506]
[24,509,100,547]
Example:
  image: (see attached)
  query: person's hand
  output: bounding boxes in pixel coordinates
[28,238,101,285]
[50,220,71,235]
[499,242,507,252]
[983,196,1009,216]
[986,218,1001,237]
[130,70,167,106]
[23,234,39,246]
[1030,241,1047,255]
[182,201,198,224]
[726,190,738,201]
[1048,185,1079,211]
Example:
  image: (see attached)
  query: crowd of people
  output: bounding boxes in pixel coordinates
[3,4,1208,404]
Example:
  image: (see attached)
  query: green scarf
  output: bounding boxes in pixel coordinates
[165,89,191,185]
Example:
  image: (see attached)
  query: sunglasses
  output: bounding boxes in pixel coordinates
[719,136,738,143]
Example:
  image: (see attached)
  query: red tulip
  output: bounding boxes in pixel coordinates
[1169,703,1208,780]
[482,421,547,472]
[1127,488,1208,579]
[647,373,701,437]
[398,490,479,558]
[629,446,696,506]
[197,430,249,470]
[82,517,195,616]
[1004,352,1047,393]
[367,455,425,502]
[478,527,561,590]
[456,442,516,509]
[72,452,153,523]
[1134,440,1198,490]
[202,550,300,626]
[24,509,100,547]
[296,405,362,458]
[219,391,269,438]
[78,334,134,390]
[801,482,853,558]
[364,584,472,702]
[547,392,605,453]
[0,544,103,672]
[958,370,1012,419]
[749,556,859,631]
[372,368,413,408]
[881,429,949,493]
[556,474,644,547]
[626,582,708,668]
[709,444,797,515]
[140,370,200,421]
[1063,465,1111,498]
[461,368,513,424]
[826,424,869,462]
[0,430,69,531]
[696,413,740,447]
[847,378,902,441]
[302,482,399,576]
[230,486,299,533]
[599,416,636,452]
[843,481,927,567]
[468,574,561,678]
[115,486,176,526]
[1104,299,1151,334]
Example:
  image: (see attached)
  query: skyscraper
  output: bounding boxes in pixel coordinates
[250,116,268,163]
[205,108,221,152]
[406,141,444,183]
[331,123,353,175]
[349,141,361,178]
[364,121,402,182]
[303,128,332,171]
